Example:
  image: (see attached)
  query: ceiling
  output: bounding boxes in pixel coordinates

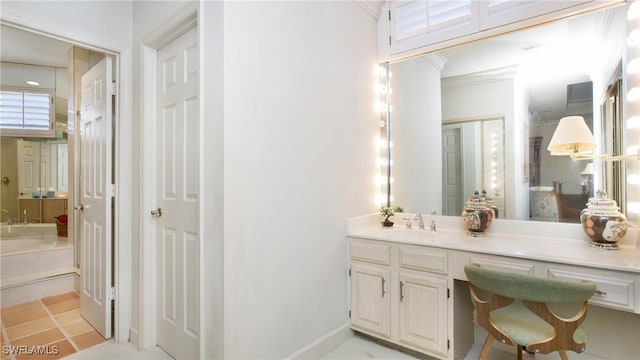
[1,24,72,67]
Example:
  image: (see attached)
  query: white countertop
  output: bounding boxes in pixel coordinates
[347,214,640,273]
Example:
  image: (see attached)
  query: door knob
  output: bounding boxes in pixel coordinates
[75,204,84,211]
[150,208,162,217]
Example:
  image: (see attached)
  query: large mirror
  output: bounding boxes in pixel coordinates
[0,61,69,224]
[387,4,627,223]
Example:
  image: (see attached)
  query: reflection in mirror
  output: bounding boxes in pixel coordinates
[0,61,69,224]
[388,4,626,222]
[442,118,505,217]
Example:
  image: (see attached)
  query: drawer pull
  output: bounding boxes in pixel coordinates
[400,281,404,302]
[595,289,607,296]
[382,278,386,297]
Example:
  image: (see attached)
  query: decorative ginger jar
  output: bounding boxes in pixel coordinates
[580,190,627,250]
[480,190,499,219]
[462,192,493,237]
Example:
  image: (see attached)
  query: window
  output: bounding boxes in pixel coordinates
[0,87,55,137]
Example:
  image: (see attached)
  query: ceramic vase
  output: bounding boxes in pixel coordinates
[462,192,493,237]
[580,190,627,250]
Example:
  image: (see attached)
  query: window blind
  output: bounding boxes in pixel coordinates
[0,88,54,136]
[394,0,473,41]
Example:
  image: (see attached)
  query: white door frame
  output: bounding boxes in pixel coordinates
[138,2,200,352]
[0,15,131,344]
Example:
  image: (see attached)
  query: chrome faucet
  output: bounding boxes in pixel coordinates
[403,217,413,229]
[429,210,437,232]
[414,213,425,230]
[1,209,13,225]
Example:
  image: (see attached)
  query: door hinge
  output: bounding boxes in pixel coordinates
[111,184,116,198]
[348,268,351,277]
[388,35,392,46]
[110,287,116,300]
[388,10,391,21]
[447,339,450,350]
[111,80,116,95]
[447,288,450,298]
[348,310,351,319]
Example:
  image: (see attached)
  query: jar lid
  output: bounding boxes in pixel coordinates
[585,190,620,212]
[465,191,489,209]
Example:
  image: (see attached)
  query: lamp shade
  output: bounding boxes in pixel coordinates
[547,116,597,155]
[581,162,594,175]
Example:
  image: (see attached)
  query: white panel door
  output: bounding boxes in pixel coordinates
[17,139,40,197]
[154,27,199,359]
[79,56,113,339]
[442,128,462,216]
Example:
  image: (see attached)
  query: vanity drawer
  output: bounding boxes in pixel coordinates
[548,268,636,312]
[468,255,535,275]
[350,239,391,265]
[398,245,448,274]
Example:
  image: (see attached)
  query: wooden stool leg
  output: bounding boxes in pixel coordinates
[521,349,536,360]
[479,335,495,360]
[517,345,523,360]
[558,351,569,360]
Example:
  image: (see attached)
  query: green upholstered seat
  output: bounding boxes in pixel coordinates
[464,263,596,359]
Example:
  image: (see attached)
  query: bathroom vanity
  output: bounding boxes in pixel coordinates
[347,214,640,360]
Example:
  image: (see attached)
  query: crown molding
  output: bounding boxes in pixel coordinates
[354,0,385,20]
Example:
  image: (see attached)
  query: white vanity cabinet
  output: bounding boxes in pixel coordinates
[350,262,391,338]
[349,238,451,358]
[380,0,614,61]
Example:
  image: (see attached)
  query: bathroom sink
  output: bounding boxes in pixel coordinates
[363,227,438,242]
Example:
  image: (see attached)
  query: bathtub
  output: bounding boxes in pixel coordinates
[1,223,76,307]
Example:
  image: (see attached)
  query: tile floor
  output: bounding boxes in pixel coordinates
[1,293,602,360]
[0,292,106,360]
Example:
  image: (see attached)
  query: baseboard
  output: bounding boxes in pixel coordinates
[285,322,352,359]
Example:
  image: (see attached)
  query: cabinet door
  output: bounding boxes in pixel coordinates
[479,0,592,30]
[388,0,480,56]
[42,199,67,223]
[399,272,448,357]
[350,263,391,338]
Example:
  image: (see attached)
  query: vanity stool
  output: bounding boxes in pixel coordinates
[464,263,596,360]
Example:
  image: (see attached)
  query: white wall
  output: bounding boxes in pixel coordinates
[222,1,378,357]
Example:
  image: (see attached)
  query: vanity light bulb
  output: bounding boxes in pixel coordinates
[628,1,640,20]
[627,145,640,155]
[379,120,387,128]
[628,116,640,129]
[628,29,640,47]
[377,158,392,166]
[628,58,640,74]
[628,174,640,185]
[627,202,640,214]
[627,87,640,101]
